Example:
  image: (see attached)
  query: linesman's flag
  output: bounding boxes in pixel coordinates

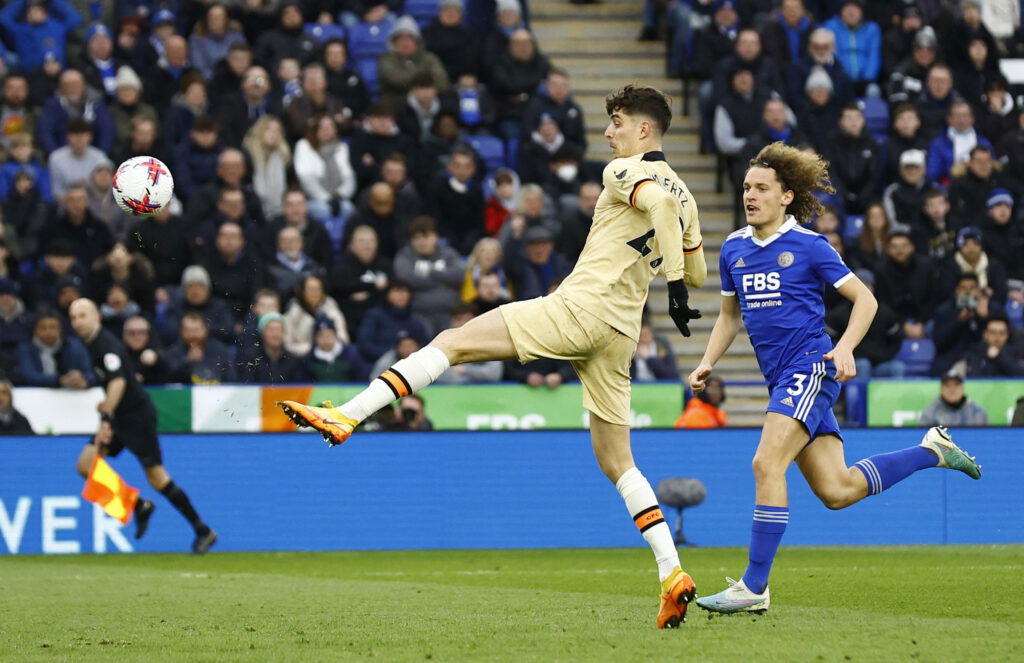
[82,456,140,525]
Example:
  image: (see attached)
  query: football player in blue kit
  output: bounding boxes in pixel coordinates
[690,143,981,614]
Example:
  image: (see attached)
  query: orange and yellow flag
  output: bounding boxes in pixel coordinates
[81,456,139,525]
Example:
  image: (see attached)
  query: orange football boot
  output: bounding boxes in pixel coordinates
[278,400,358,447]
[657,567,697,629]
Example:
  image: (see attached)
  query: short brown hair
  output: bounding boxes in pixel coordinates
[747,142,835,223]
[409,215,437,236]
[605,84,672,135]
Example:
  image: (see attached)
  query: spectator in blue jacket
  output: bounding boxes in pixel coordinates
[926,99,994,186]
[0,132,52,202]
[0,0,82,70]
[15,309,94,388]
[164,310,237,384]
[501,224,571,301]
[0,278,33,353]
[822,0,880,95]
[37,68,115,154]
[356,279,430,364]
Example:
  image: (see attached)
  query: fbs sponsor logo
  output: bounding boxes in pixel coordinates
[781,396,795,406]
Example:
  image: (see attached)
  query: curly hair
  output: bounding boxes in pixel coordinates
[605,85,672,135]
[748,142,834,223]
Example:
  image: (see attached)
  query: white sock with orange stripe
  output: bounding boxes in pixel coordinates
[339,346,451,422]
[615,467,680,582]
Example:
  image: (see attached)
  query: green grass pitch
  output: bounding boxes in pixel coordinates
[2,545,1021,661]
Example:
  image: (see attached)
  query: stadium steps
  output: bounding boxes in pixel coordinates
[532,0,768,422]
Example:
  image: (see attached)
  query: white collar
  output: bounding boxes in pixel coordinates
[746,215,797,247]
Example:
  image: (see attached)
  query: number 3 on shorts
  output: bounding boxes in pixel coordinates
[787,373,807,396]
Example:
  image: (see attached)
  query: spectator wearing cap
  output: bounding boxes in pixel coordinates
[759,0,814,69]
[148,8,179,60]
[821,0,881,95]
[424,0,483,81]
[46,118,107,200]
[964,315,1024,377]
[979,189,1024,279]
[491,28,550,143]
[42,183,113,270]
[974,75,1018,147]
[823,103,880,215]
[875,232,936,337]
[785,27,854,109]
[795,65,840,152]
[329,225,391,335]
[121,315,170,384]
[161,264,235,345]
[425,146,485,255]
[253,1,318,72]
[882,148,929,228]
[523,68,586,154]
[189,2,246,81]
[0,132,52,204]
[304,314,368,382]
[77,22,121,98]
[240,311,310,383]
[481,0,527,78]
[881,3,924,81]
[926,99,994,186]
[377,16,449,113]
[0,0,82,70]
[0,74,37,153]
[0,278,32,354]
[692,1,741,82]
[932,272,1001,376]
[919,370,989,426]
[945,225,1009,304]
[15,308,93,388]
[885,25,937,106]
[0,379,34,435]
[826,268,905,378]
[348,102,418,190]
[108,66,157,157]
[502,223,571,301]
[949,145,1002,226]
[37,69,115,155]
[282,274,349,357]
[356,279,430,364]
[165,311,237,384]
[393,216,464,334]
[714,66,768,161]
[884,103,929,184]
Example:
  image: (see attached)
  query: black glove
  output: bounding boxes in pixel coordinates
[667,279,702,337]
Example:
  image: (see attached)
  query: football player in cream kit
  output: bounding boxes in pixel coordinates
[279,85,707,628]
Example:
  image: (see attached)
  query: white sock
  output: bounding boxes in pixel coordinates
[616,466,680,582]
[339,346,451,422]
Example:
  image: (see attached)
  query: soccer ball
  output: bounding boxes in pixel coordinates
[112,156,174,216]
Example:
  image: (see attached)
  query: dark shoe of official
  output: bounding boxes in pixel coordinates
[192,529,218,555]
[134,499,155,540]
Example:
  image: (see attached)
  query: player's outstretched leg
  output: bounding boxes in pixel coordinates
[279,307,517,447]
[591,415,695,628]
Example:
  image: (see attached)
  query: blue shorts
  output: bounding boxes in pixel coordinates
[766,359,842,441]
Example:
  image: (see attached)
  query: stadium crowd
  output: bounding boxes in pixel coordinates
[647,0,1024,380]
[0,0,686,391]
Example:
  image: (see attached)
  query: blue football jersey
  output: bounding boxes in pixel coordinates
[719,216,853,384]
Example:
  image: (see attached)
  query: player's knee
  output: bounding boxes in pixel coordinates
[751,454,784,482]
[430,329,462,363]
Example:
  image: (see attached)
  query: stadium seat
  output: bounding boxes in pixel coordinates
[895,338,936,377]
[467,135,505,172]
[858,97,889,143]
[304,22,346,44]
[347,20,393,65]
[1008,299,1023,329]
[322,212,350,253]
[403,0,439,28]
[843,214,864,245]
[504,137,519,170]
[355,59,380,99]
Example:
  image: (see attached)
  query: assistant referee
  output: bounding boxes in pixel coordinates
[70,298,217,554]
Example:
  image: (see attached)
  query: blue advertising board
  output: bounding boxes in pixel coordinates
[2,428,1021,554]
